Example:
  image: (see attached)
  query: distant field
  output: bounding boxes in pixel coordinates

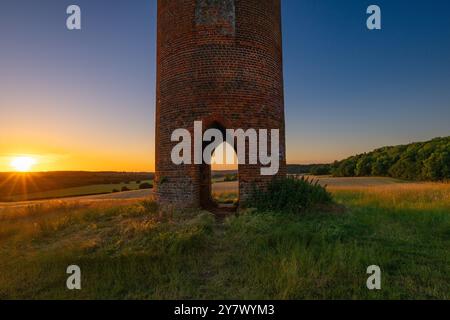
[305,175,406,187]
[0,174,443,208]
[212,181,238,193]
[1,180,153,202]
[212,176,407,195]
[0,172,154,201]
[1,176,430,203]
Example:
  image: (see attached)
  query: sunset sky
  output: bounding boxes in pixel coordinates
[1,0,450,172]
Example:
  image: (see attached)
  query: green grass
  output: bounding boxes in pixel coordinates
[3,180,153,202]
[0,183,449,299]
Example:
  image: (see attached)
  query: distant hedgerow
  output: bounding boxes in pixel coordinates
[224,174,238,182]
[246,176,333,214]
[139,182,153,190]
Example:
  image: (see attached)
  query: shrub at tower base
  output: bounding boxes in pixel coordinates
[245,177,334,214]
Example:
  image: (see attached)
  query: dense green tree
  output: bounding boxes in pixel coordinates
[331,136,450,181]
[422,151,450,181]
[310,165,331,175]
[355,155,373,176]
[371,155,392,176]
[388,158,420,180]
[334,157,358,177]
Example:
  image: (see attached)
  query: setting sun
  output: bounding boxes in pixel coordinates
[10,156,37,172]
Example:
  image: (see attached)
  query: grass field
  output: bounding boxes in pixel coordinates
[0,178,449,299]
[210,176,407,203]
[304,175,407,187]
[1,180,153,202]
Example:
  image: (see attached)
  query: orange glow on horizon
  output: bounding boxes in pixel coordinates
[0,151,156,173]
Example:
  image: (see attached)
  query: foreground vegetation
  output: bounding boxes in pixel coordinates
[246,176,333,213]
[0,182,449,299]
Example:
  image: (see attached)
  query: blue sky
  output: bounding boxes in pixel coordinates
[0,0,449,170]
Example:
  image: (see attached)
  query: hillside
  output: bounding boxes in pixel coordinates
[0,172,154,201]
[332,136,450,181]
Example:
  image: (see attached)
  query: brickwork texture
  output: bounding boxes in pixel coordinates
[155,0,286,208]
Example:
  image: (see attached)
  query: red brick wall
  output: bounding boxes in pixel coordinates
[156,0,286,208]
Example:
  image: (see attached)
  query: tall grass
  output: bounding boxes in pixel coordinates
[0,183,449,299]
[330,183,450,211]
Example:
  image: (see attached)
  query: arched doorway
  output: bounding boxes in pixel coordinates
[211,141,239,209]
[199,121,239,211]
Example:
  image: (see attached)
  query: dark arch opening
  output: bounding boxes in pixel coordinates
[199,121,239,212]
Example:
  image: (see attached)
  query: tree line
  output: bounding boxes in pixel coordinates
[287,164,332,175]
[332,136,450,181]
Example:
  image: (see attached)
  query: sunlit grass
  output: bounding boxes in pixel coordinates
[330,182,450,211]
[0,182,449,299]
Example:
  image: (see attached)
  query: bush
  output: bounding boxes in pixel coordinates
[310,165,331,176]
[246,176,333,214]
[139,182,153,190]
[121,186,130,192]
[224,174,238,182]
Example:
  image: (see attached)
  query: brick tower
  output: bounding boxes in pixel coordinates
[155,0,286,208]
